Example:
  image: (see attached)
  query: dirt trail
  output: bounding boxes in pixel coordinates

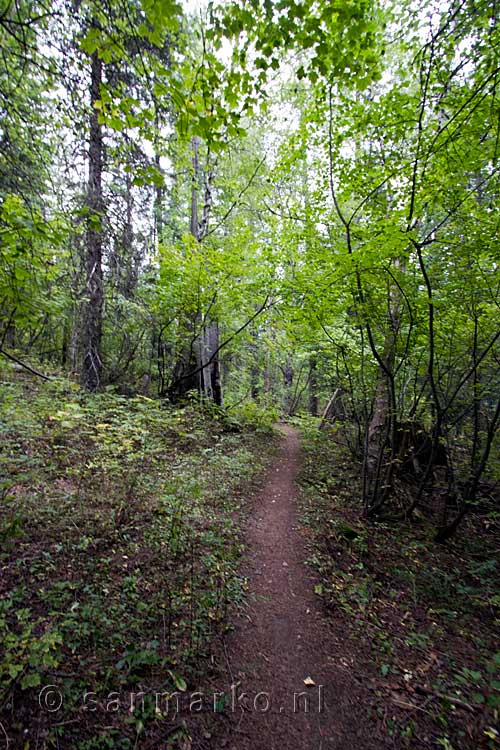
[219,424,385,750]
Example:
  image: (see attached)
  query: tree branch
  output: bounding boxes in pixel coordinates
[169,296,273,388]
[0,347,52,381]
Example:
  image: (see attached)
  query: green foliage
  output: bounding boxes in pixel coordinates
[0,373,274,746]
[1,0,499,742]
[229,400,279,432]
[0,600,63,691]
[454,657,500,709]
[212,0,383,92]
[298,429,500,748]
[0,194,68,336]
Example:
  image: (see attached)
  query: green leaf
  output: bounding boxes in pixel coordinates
[168,670,187,691]
[21,672,42,689]
[8,663,23,679]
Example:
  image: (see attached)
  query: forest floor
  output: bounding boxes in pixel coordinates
[214,424,388,750]
[213,423,499,750]
[0,369,278,750]
[0,371,498,749]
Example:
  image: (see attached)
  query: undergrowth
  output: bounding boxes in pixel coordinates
[0,366,276,748]
[296,420,499,750]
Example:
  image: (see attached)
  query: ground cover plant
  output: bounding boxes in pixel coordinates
[0,363,275,748]
[297,419,500,750]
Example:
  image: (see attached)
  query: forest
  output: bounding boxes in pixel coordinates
[0,0,499,748]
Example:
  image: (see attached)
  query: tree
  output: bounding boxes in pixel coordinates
[1,0,498,541]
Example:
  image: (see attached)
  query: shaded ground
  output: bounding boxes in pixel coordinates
[296,424,499,750]
[3,377,496,749]
[217,425,386,750]
[0,374,274,749]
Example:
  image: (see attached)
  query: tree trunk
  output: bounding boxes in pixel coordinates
[166,137,222,404]
[309,355,318,416]
[191,137,222,405]
[366,370,393,470]
[364,261,404,513]
[319,387,345,429]
[282,356,294,415]
[153,98,164,247]
[201,323,222,406]
[122,171,136,297]
[81,45,104,391]
[264,351,272,395]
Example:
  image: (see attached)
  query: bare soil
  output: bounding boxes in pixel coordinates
[217,424,387,750]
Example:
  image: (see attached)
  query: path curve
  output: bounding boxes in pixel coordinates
[219,424,385,750]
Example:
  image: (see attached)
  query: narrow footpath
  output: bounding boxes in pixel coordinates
[218,424,387,750]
